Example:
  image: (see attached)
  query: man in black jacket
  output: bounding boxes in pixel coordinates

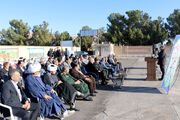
[157,46,167,80]
[1,69,40,120]
[86,58,108,85]
[0,62,10,82]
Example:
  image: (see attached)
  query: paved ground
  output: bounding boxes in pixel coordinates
[65,58,180,120]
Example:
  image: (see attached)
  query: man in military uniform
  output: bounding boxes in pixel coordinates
[60,67,93,101]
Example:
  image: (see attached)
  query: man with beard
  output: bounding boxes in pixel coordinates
[43,64,80,111]
[25,62,74,119]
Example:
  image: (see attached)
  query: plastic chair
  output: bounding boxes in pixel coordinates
[0,103,21,120]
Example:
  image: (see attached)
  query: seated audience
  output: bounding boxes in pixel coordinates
[70,63,97,96]
[25,62,73,119]
[43,64,80,111]
[86,58,108,85]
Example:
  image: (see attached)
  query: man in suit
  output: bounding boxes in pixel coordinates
[0,62,10,82]
[16,60,26,88]
[1,69,40,120]
[157,45,167,80]
[86,58,108,85]
[16,60,25,77]
[56,47,62,58]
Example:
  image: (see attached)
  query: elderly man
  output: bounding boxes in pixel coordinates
[1,69,40,120]
[43,64,80,111]
[157,45,167,80]
[86,58,108,85]
[25,62,73,119]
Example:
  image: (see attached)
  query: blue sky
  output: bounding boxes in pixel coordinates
[0,0,179,36]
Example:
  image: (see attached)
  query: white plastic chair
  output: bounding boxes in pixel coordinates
[0,103,21,120]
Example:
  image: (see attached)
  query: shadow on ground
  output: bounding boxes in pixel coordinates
[125,78,146,81]
[97,84,162,94]
[127,67,147,69]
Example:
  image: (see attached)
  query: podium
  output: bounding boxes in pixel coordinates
[145,57,158,81]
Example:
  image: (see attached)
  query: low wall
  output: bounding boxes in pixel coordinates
[114,45,172,57]
[0,46,80,62]
[114,46,153,56]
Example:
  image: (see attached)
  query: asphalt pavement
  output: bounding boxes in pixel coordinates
[65,57,180,120]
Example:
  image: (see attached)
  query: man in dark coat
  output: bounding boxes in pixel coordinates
[1,69,40,120]
[47,48,54,58]
[86,58,108,85]
[157,45,167,80]
[16,60,26,88]
[56,47,62,58]
[0,62,10,82]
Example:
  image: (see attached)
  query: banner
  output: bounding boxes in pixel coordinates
[28,48,44,60]
[162,35,180,93]
[0,48,19,62]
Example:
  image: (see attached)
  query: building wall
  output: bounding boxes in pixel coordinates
[0,46,80,62]
[114,45,172,57]
[93,44,114,56]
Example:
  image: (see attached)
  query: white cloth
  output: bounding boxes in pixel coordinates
[28,62,41,73]
[20,66,25,72]
[11,80,22,102]
[47,64,57,71]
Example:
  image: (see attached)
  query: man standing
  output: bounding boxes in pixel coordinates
[157,45,166,80]
[56,47,62,58]
[64,48,70,59]
[1,69,40,120]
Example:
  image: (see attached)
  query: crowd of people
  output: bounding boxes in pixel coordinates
[0,47,124,120]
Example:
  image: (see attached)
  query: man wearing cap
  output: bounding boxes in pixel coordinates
[25,62,73,119]
[43,64,80,111]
